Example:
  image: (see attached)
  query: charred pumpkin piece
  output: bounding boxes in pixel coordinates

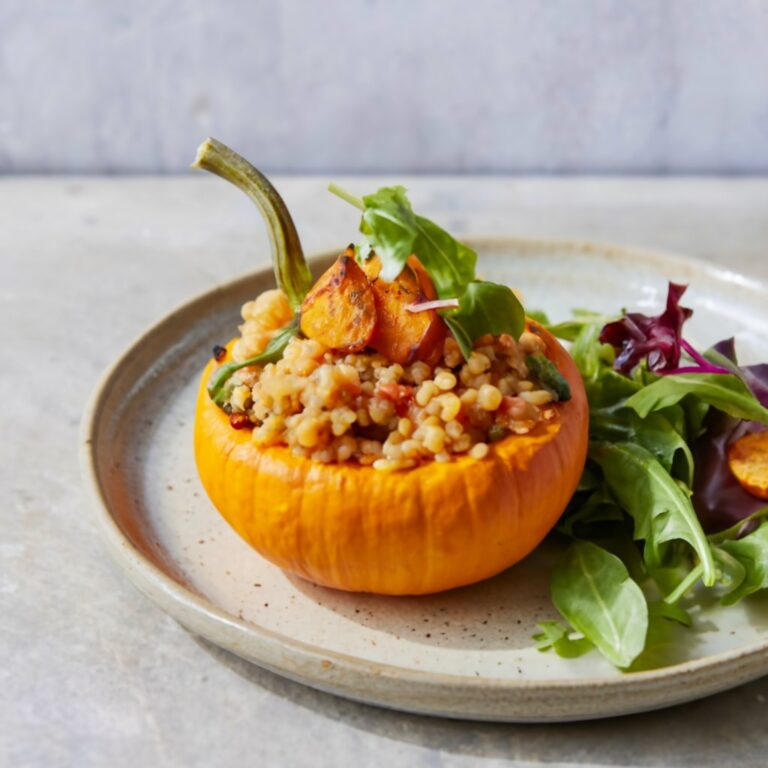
[360,253,436,298]
[300,250,377,352]
[361,254,447,365]
[405,254,438,301]
[728,431,768,500]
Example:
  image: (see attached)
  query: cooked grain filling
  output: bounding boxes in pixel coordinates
[222,289,561,470]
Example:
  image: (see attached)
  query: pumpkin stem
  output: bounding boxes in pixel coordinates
[192,138,313,312]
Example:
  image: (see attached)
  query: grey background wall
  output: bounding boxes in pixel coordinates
[2,0,768,174]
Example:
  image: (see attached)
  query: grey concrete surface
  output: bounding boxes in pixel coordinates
[2,1,768,174]
[3,175,768,767]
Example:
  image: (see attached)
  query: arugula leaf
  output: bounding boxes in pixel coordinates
[442,281,525,360]
[526,354,571,401]
[533,620,593,658]
[648,599,692,627]
[577,465,602,492]
[708,506,768,544]
[589,441,716,586]
[546,320,592,342]
[356,186,419,281]
[569,319,615,381]
[712,548,747,601]
[716,522,768,604]
[584,369,642,413]
[589,410,694,486]
[333,184,477,296]
[648,559,695,599]
[657,403,687,437]
[207,321,298,405]
[626,373,768,424]
[662,562,704,603]
[413,214,478,298]
[557,486,625,537]
[550,540,648,668]
[546,310,610,343]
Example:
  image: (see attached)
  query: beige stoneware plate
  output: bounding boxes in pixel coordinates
[81,238,768,722]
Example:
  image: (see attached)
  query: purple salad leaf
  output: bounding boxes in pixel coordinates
[735,364,768,407]
[599,283,693,375]
[691,411,767,534]
[692,339,768,533]
[710,337,768,408]
[664,338,731,376]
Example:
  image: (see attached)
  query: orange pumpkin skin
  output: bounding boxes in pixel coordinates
[194,322,588,595]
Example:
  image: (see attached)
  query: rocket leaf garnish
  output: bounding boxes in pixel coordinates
[328,182,525,359]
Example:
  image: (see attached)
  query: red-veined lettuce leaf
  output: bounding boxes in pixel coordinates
[691,338,768,533]
[599,283,692,375]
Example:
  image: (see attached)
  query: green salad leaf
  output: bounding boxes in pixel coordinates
[716,522,768,604]
[589,441,716,585]
[207,321,298,405]
[360,185,477,295]
[357,185,418,281]
[533,620,593,658]
[627,373,768,424]
[584,369,642,413]
[442,281,525,360]
[708,507,768,544]
[547,310,610,344]
[329,183,476,296]
[557,486,625,536]
[589,410,694,485]
[711,548,747,600]
[648,599,692,627]
[550,540,649,668]
[568,318,615,381]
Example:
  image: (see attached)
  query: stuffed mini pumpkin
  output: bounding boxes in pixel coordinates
[193,139,588,595]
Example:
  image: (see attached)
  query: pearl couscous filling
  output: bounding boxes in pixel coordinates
[219,289,562,470]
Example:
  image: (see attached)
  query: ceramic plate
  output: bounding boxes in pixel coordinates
[81,238,768,722]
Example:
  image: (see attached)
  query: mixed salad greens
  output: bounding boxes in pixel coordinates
[534,285,768,669]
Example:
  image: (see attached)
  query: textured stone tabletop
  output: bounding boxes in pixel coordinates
[3,176,768,767]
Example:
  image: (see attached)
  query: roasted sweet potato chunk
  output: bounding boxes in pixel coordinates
[361,254,446,365]
[728,431,768,500]
[404,254,438,301]
[300,251,376,352]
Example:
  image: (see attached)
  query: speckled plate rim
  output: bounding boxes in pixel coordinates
[80,237,768,722]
